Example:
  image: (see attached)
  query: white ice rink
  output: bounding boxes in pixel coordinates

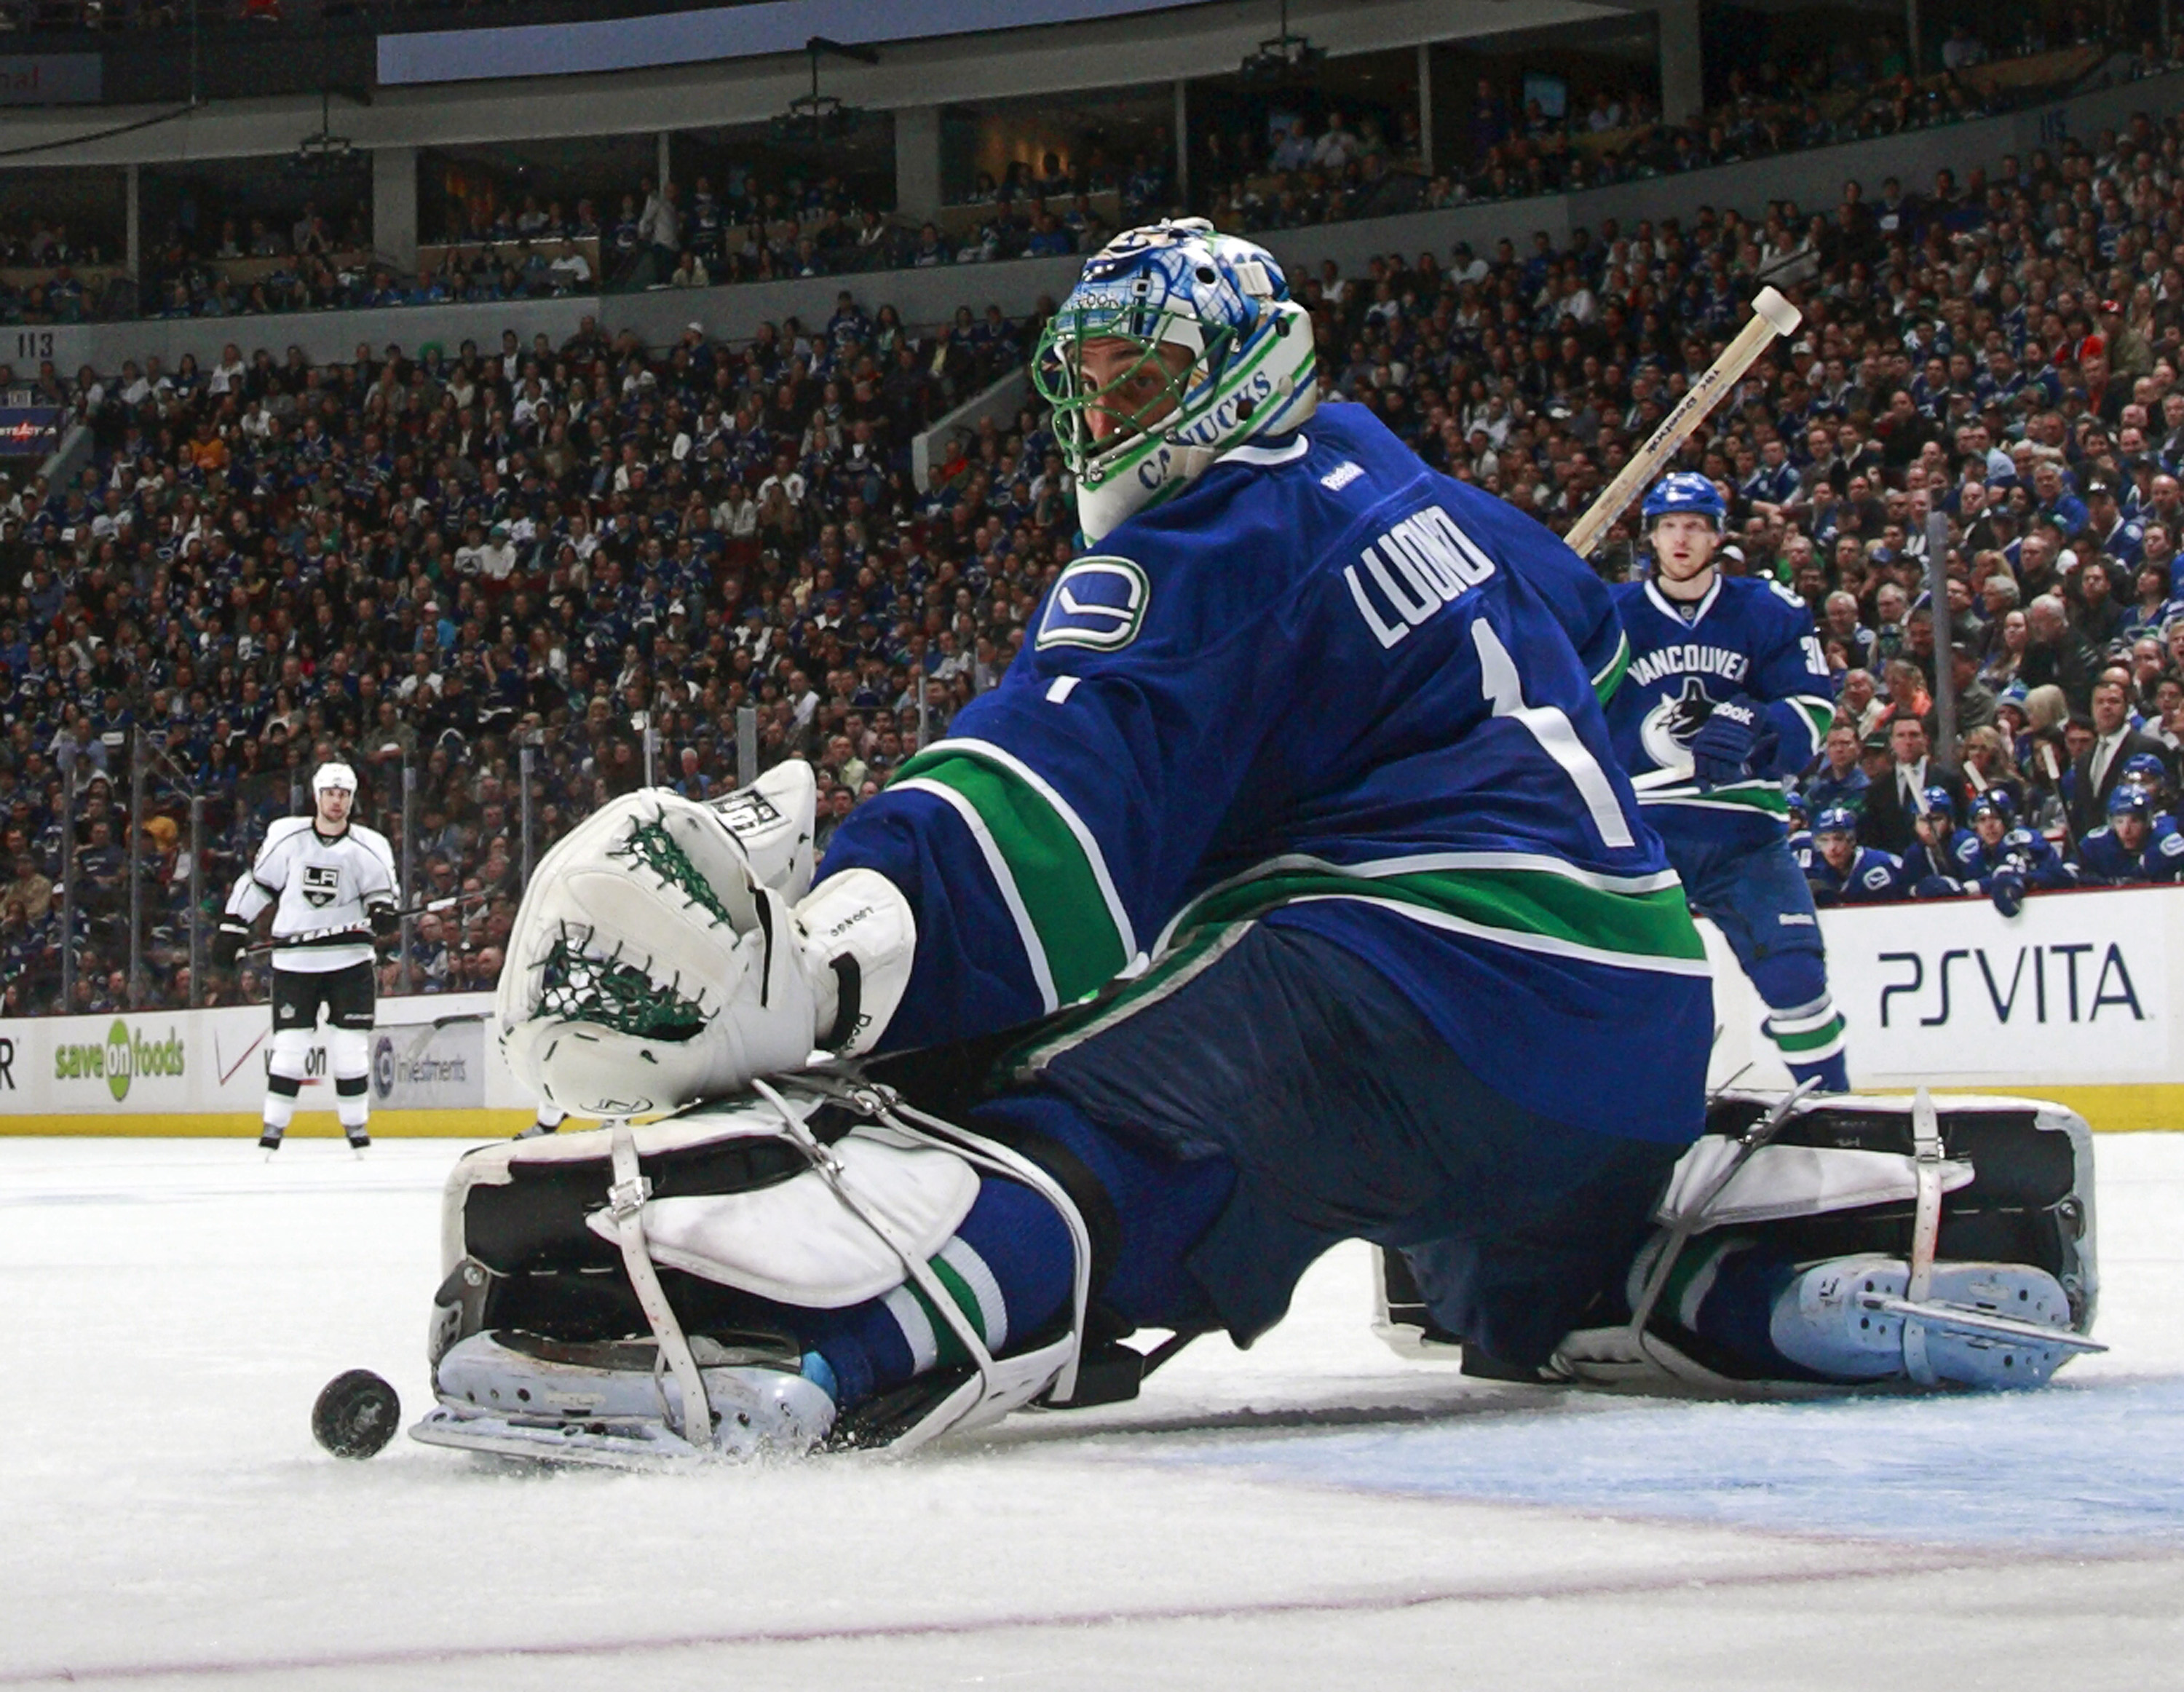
[1,1130,2180,1691]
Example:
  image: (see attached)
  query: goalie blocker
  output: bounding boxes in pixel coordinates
[1374,1088,2100,1393]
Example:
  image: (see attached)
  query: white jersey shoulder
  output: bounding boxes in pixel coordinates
[229,818,401,972]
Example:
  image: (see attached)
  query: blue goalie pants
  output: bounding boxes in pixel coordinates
[1000,918,1686,1371]
[1653,816,1849,1092]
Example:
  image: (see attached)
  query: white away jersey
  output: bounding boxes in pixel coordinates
[225,816,399,973]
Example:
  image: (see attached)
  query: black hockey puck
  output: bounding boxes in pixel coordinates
[312,1369,401,1460]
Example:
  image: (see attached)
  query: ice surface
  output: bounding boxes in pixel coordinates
[1,1131,2180,1691]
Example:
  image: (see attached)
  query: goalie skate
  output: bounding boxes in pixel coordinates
[411,1329,835,1469]
[411,1076,1093,1466]
[1374,1088,2101,1393]
[1768,1255,2092,1388]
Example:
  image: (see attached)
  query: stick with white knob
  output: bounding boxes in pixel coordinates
[1562,286,1804,558]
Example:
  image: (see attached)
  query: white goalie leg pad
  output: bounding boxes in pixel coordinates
[423,1077,1091,1458]
[794,870,917,1058]
[580,1110,979,1307]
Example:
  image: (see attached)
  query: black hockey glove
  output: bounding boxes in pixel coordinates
[212,921,249,971]
[1688,695,1777,789]
[1987,868,2027,918]
[370,904,401,942]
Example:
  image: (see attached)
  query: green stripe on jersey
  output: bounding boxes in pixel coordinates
[1176,863,1706,967]
[893,748,1130,1003]
[1592,631,1631,705]
[1639,780,1792,816]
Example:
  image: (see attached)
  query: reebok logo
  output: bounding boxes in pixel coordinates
[1320,461,1364,491]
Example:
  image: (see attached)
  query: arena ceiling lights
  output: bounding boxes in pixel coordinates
[1238,0,1325,83]
[767,35,881,147]
[289,87,364,180]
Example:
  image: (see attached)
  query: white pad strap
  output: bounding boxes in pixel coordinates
[602,1123,713,1447]
[1626,1080,1820,1340]
[1903,1088,1946,1385]
[786,1073,1093,1447]
[1658,1141,1974,1230]
[582,1122,978,1306]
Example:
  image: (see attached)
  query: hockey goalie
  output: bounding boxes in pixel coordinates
[414,223,2100,1467]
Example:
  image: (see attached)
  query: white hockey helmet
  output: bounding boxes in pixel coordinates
[1034,218,1318,543]
[313,762,359,796]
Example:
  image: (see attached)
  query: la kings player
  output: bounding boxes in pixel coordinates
[215,763,399,1150]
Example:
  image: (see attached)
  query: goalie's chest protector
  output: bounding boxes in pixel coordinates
[823,403,1713,1146]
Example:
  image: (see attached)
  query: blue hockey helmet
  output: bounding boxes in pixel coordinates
[1813,805,1861,837]
[1919,783,1960,820]
[2108,784,2155,821]
[1968,789,2015,826]
[1640,471,1728,531]
[1786,792,1810,827]
[2118,752,2170,794]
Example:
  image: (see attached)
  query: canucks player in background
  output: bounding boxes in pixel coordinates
[1805,806,1907,904]
[1902,786,1971,894]
[1944,791,2077,913]
[455,224,2074,1465]
[1605,474,1847,1090]
[2077,783,2184,884]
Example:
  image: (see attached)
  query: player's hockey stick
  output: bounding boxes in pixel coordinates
[241,893,483,958]
[1562,286,1804,558]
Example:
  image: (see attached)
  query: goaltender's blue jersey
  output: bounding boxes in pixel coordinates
[1605,574,1836,846]
[820,402,1711,1144]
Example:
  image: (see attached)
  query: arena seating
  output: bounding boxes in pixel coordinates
[6,88,2184,1013]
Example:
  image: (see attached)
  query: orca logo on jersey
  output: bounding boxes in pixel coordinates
[1038,556,1151,652]
[1640,676,1717,774]
[301,863,341,909]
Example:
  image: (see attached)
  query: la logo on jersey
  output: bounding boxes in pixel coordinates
[1641,677,1717,773]
[301,863,341,908]
[1038,556,1150,652]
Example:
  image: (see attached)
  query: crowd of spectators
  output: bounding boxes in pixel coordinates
[9,15,2175,322]
[1191,23,2175,237]
[1292,108,2184,898]
[426,149,1173,299]
[0,288,1040,1014]
[10,90,2184,1017]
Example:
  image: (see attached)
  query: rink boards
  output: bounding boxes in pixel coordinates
[1,885,2180,1135]
[0,992,531,1136]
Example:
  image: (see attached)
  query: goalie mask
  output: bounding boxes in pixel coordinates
[1034,218,1317,543]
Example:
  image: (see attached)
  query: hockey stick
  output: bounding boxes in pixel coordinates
[1563,286,1804,558]
[241,893,483,958]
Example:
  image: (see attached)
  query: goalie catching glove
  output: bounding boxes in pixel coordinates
[496,771,914,1118]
